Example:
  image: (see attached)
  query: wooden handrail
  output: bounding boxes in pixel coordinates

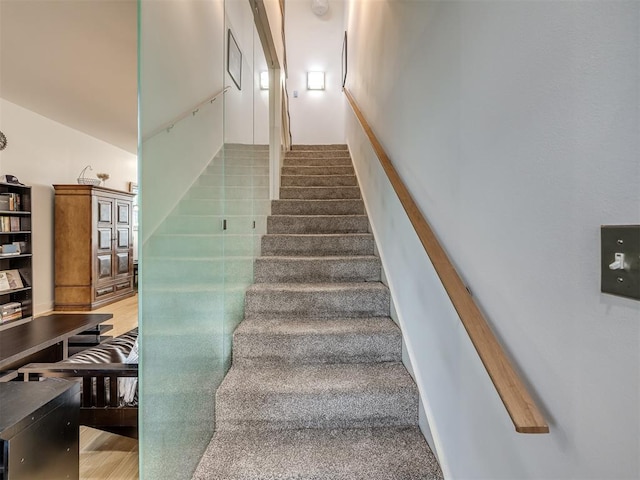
[344,88,549,434]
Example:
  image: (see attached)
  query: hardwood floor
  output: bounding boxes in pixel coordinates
[85,294,139,338]
[79,426,139,480]
[51,294,139,479]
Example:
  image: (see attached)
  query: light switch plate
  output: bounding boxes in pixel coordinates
[601,225,640,300]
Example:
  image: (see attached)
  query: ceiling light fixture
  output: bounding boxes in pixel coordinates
[311,0,329,17]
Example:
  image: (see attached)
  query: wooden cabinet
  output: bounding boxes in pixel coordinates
[0,182,33,332]
[54,185,135,310]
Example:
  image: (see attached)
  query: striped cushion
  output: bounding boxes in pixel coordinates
[67,328,138,364]
[65,328,139,407]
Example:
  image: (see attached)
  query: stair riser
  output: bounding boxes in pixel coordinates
[283,157,353,167]
[290,144,348,151]
[254,257,380,283]
[271,199,364,216]
[225,143,269,151]
[144,258,253,285]
[261,235,375,256]
[147,235,259,258]
[280,187,360,200]
[286,151,352,159]
[281,166,354,176]
[161,216,266,235]
[266,216,369,234]
[245,288,390,319]
[210,157,269,167]
[142,289,225,326]
[178,199,270,216]
[199,174,269,187]
[215,390,417,431]
[205,165,270,176]
[188,186,269,200]
[233,332,401,365]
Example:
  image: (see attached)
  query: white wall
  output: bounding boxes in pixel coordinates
[225,0,269,145]
[285,0,345,145]
[254,27,270,145]
[345,1,640,479]
[140,0,225,240]
[0,98,137,314]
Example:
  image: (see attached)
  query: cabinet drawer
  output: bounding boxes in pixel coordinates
[115,280,132,292]
[95,285,114,298]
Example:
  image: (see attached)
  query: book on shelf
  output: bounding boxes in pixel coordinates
[0,193,21,211]
[0,301,22,323]
[12,241,27,254]
[0,216,23,232]
[0,244,19,256]
[0,269,24,291]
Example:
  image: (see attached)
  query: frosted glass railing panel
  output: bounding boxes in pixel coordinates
[220,144,264,370]
[139,0,226,478]
[140,148,226,480]
[140,144,226,480]
[139,1,271,477]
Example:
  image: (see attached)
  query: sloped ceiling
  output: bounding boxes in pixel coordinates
[0,0,137,153]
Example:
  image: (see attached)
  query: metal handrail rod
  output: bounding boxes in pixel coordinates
[142,86,231,142]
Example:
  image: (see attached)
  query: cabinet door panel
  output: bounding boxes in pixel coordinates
[97,255,112,279]
[98,229,111,250]
[116,252,130,275]
[98,200,112,223]
[117,229,129,248]
[117,203,129,224]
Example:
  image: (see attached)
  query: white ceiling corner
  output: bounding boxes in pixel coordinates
[0,0,138,154]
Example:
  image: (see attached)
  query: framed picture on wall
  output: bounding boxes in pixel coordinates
[227,29,242,90]
[341,31,348,89]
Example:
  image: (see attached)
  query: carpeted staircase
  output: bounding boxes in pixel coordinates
[193,145,442,480]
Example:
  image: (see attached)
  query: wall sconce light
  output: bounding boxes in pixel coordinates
[260,71,269,90]
[307,71,325,90]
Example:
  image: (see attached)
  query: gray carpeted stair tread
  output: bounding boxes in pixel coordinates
[254,255,381,283]
[193,427,442,480]
[261,233,375,256]
[283,157,353,167]
[245,282,390,319]
[246,281,389,293]
[281,174,358,187]
[233,316,401,365]
[285,151,352,158]
[280,186,361,199]
[267,214,369,234]
[196,427,441,480]
[291,144,348,151]
[235,316,398,335]
[271,199,365,215]
[281,165,355,176]
[215,363,417,431]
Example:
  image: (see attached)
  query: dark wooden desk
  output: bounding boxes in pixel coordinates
[0,313,113,372]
